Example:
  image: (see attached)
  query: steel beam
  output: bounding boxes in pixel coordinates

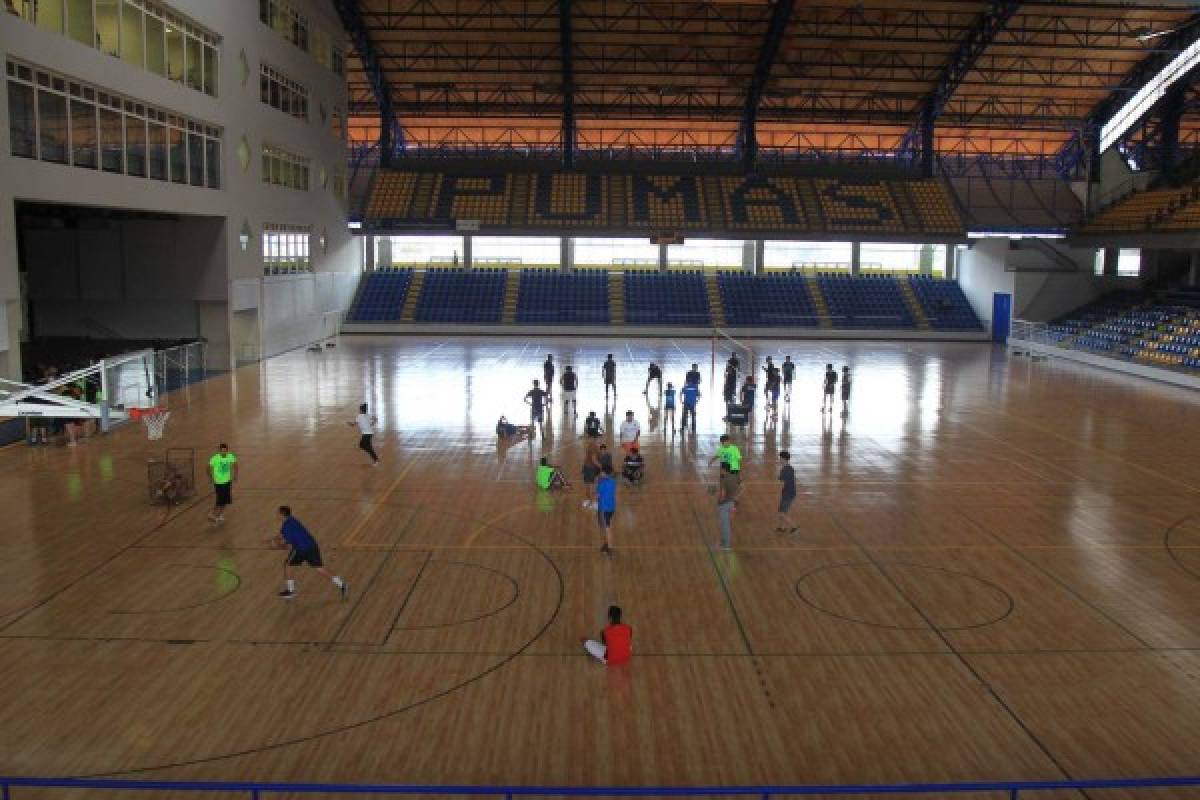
[333,0,403,163]
[560,0,576,168]
[899,1,1021,176]
[737,0,795,171]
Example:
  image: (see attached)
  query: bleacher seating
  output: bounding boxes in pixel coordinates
[1078,185,1200,233]
[1043,291,1200,374]
[346,268,413,322]
[516,271,609,324]
[717,273,820,327]
[414,269,507,323]
[907,275,983,330]
[819,273,913,329]
[624,272,711,326]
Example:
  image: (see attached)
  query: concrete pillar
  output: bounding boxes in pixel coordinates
[561,237,574,272]
[1104,247,1118,278]
[1189,251,1200,287]
[376,237,392,269]
[753,240,765,274]
[919,243,935,275]
[851,241,861,275]
[364,235,376,271]
[743,240,757,273]
[462,235,472,269]
[658,243,668,272]
[945,245,955,280]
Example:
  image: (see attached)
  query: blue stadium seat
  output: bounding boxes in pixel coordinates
[623,271,711,326]
[345,268,415,322]
[716,273,820,327]
[516,271,609,324]
[907,275,983,331]
[415,269,507,323]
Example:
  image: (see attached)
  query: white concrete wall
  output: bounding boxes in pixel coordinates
[0,0,355,378]
[957,239,1013,332]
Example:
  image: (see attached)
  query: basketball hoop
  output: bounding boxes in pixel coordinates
[137,407,171,440]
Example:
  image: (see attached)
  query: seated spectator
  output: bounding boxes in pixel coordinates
[496,415,533,442]
[580,605,632,665]
[536,456,569,490]
[622,447,645,486]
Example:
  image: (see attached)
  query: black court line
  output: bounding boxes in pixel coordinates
[1163,513,1200,583]
[382,550,433,645]
[326,511,422,648]
[107,564,242,616]
[689,502,754,656]
[393,561,520,631]
[827,513,1082,789]
[0,490,214,634]
[954,507,1155,650]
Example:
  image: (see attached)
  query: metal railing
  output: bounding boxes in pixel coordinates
[1,775,1199,799]
[1009,319,1059,346]
[154,341,208,394]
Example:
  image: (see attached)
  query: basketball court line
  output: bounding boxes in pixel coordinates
[383,550,433,645]
[339,456,421,546]
[328,512,424,647]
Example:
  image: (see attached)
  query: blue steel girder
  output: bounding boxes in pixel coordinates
[560,0,575,168]
[737,0,795,170]
[898,1,1021,176]
[333,0,403,162]
[1056,12,1200,180]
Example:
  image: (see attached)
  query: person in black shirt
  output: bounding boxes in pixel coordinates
[781,356,795,402]
[685,363,701,387]
[643,362,662,396]
[727,353,740,376]
[840,365,852,416]
[762,357,781,412]
[584,411,603,438]
[776,450,797,533]
[740,375,757,410]
[723,364,737,406]
[560,365,579,416]
[602,354,617,400]
[524,379,548,437]
[822,363,838,413]
[543,355,555,403]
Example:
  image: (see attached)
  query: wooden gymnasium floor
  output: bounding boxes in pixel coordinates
[1,335,1200,794]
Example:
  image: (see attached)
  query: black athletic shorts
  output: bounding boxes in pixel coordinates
[779,495,795,513]
[531,407,545,422]
[582,466,598,483]
[597,510,614,526]
[214,482,233,506]
[287,545,324,568]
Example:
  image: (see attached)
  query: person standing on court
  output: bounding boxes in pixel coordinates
[602,354,618,401]
[560,365,579,416]
[840,365,852,416]
[644,362,662,396]
[663,382,677,431]
[716,461,741,551]
[349,403,380,465]
[272,506,348,600]
[709,434,742,476]
[776,450,797,533]
[781,355,795,402]
[543,354,555,404]
[207,443,238,523]
[686,362,702,388]
[524,379,548,438]
[680,379,700,433]
[723,363,738,406]
[821,363,838,413]
[596,465,617,556]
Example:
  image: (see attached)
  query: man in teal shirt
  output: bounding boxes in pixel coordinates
[207,443,238,523]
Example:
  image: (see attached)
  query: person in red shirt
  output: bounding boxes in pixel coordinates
[581,605,632,665]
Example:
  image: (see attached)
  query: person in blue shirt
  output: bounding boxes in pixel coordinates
[680,381,700,433]
[272,506,348,600]
[663,382,677,430]
[596,466,617,556]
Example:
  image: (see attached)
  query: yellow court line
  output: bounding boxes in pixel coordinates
[341,458,422,546]
[463,504,533,548]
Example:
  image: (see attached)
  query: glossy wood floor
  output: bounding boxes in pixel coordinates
[2,336,1200,794]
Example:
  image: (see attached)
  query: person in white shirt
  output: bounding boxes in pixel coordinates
[618,410,641,455]
[349,402,380,465]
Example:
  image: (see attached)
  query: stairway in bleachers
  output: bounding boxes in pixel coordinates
[705,274,725,327]
[899,280,931,330]
[400,271,426,322]
[502,271,521,324]
[609,273,625,324]
[804,274,832,329]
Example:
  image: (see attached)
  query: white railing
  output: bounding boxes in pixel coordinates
[1009,319,1059,346]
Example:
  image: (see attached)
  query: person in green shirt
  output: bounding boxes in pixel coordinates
[708,434,742,475]
[207,443,238,523]
[536,457,569,491]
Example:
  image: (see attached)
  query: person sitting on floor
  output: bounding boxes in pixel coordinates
[536,456,570,490]
[622,446,645,486]
[496,415,533,442]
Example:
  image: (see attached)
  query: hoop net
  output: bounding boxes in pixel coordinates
[137,408,171,440]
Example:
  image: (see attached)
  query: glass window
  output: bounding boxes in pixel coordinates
[184,36,202,92]
[383,236,464,268]
[574,237,658,270]
[66,0,93,47]
[1093,249,1105,277]
[147,121,167,179]
[667,238,744,270]
[474,237,559,269]
[98,107,123,172]
[859,242,946,275]
[125,114,146,176]
[205,138,219,188]
[165,24,184,83]
[34,0,66,33]
[764,241,852,271]
[1117,248,1141,277]
[70,98,97,168]
[119,2,144,67]
[202,45,216,96]
[168,126,185,182]
[145,14,165,76]
[37,88,68,163]
[95,0,120,57]
[187,131,204,186]
[7,82,37,159]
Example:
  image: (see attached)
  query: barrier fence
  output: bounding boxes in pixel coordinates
[1,776,1199,799]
